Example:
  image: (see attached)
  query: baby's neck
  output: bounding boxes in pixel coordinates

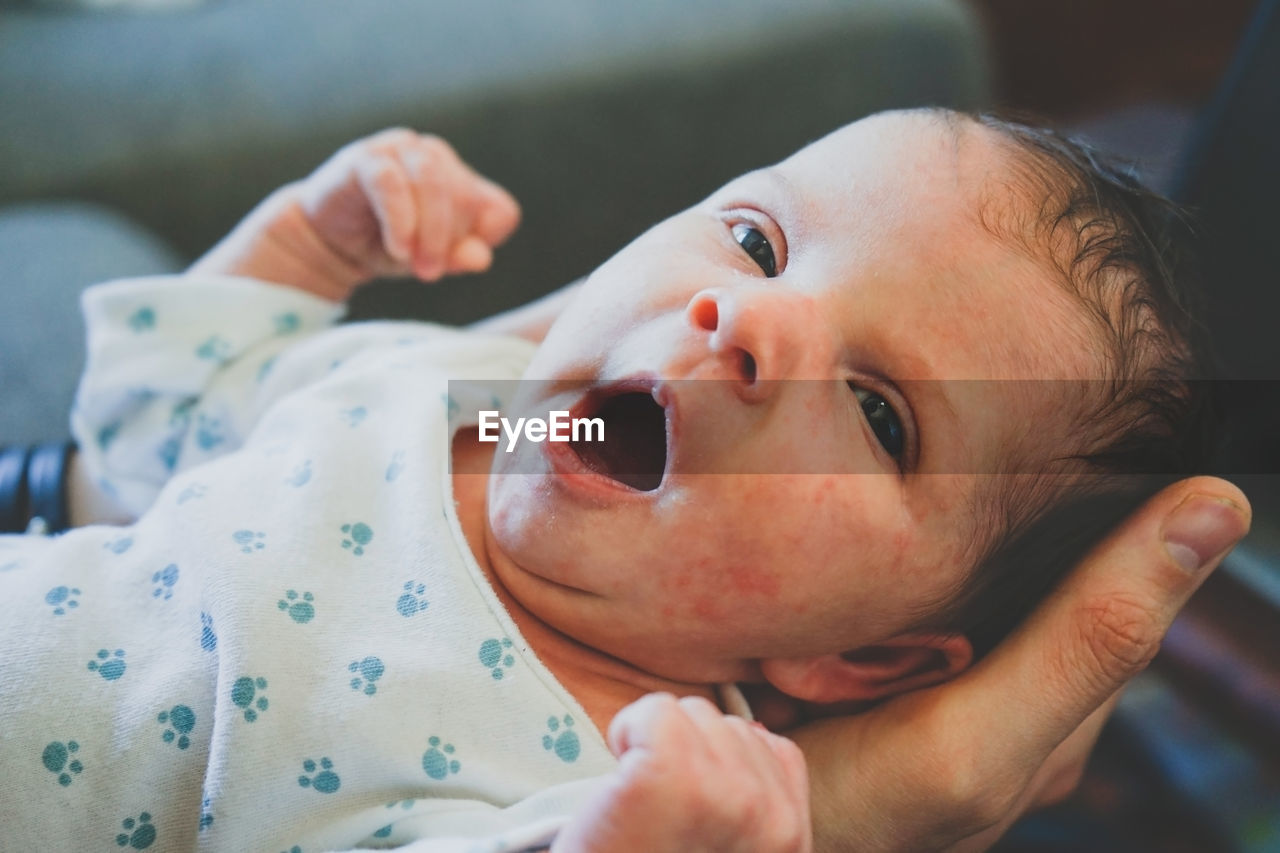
[449,429,720,736]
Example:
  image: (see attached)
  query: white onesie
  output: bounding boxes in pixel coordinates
[0,275,620,853]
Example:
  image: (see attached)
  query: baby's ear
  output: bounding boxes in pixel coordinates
[759,633,973,704]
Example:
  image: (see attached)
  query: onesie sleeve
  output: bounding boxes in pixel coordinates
[71,274,345,516]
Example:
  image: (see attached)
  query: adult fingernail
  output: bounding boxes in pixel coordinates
[1162,495,1249,573]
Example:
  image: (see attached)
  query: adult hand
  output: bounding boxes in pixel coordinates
[780,475,1251,852]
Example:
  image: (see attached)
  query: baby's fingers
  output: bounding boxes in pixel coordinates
[353,152,416,267]
[397,136,462,280]
[447,236,495,275]
[471,177,522,247]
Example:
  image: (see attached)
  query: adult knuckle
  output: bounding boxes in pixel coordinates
[1038,761,1087,806]
[925,745,1021,834]
[1075,593,1163,684]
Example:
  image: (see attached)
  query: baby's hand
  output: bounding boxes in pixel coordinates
[297,129,520,283]
[190,129,520,301]
[553,694,811,853]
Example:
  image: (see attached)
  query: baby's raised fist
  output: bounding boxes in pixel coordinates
[295,128,521,282]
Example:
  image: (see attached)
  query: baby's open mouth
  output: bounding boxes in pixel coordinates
[569,388,668,491]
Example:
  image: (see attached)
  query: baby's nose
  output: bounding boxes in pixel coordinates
[685,286,827,397]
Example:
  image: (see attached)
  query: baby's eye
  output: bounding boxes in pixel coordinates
[731,223,778,278]
[849,385,904,460]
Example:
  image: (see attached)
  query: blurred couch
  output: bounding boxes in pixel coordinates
[0,0,989,442]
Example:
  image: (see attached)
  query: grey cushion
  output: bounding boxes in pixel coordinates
[0,202,181,442]
[1,0,989,323]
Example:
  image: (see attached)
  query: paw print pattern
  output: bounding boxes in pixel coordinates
[151,564,179,600]
[127,306,156,332]
[284,460,312,487]
[88,649,127,681]
[200,612,217,652]
[157,437,181,472]
[232,530,266,554]
[396,581,427,617]
[298,757,341,794]
[385,450,406,482]
[195,335,232,363]
[176,483,207,505]
[158,704,196,749]
[348,656,384,696]
[478,638,515,680]
[104,536,134,554]
[46,586,80,615]
[542,715,580,763]
[42,740,83,786]
[195,414,226,451]
[115,812,156,849]
[199,797,214,832]
[340,522,373,555]
[422,736,460,780]
[341,406,368,427]
[256,356,278,383]
[273,312,301,334]
[278,590,315,624]
[231,676,269,722]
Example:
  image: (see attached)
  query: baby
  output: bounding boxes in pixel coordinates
[0,109,1209,852]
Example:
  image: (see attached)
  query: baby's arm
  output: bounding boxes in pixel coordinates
[189,129,520,301]
[71,131,521,520]
[552,694,812,853]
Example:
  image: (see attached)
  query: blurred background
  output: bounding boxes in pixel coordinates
[1,1,1277,849]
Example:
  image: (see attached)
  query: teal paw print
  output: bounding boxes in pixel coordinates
[200,612,217,652]
[422,736,460,780]
[88,649,127,681]
[341,406,368,427]
[478,638,515,680]
[115,812,156,849]
[151,564,179,601]
[442,393,460,420]
[373,824,393,839]
[280,848,301,853]
[104,536,133,554]
[176,483,207,504]
[298,757,341,794]
[396,581,427,617]
[199,797,213,832]
[195,335,232,362]
[127,306,156,332]
[195,413,225,450]
[285,460,311,487]
[385,450,406,482]
[42,740,83,786]
[232,530,266,554]
[230,676,268,722]
[157,437,181,472]
[273,312,300,334]
[157,704,196,749]
[340,522,373,555]
[278,590,315,624]
[348,656,384,696]
[46,585,80,615]
[542,715,580,763]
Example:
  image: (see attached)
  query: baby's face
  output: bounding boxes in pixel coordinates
[486,111,1100,683]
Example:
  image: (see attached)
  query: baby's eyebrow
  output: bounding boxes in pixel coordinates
[754,168,801,215]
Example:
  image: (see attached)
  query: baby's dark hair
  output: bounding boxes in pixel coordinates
[922,110,1216,658]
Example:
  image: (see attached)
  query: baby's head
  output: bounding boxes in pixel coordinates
[484,109,1210,704]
